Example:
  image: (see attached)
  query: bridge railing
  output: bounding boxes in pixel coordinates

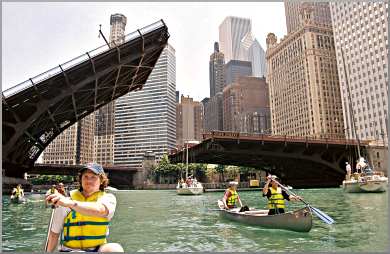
[3,20,166,98]
[203,131,366,146]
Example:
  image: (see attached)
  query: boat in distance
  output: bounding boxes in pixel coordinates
[177,182,204,195]
[342,172,387,193]
[217,200,312,232]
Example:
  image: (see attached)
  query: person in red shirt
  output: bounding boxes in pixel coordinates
[222,181,243,209]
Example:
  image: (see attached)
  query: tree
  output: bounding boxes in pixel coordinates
[215,164,226,182]
[151,155,180,183]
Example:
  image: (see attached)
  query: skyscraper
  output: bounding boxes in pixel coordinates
[223,76,270,133]
[266,5,344,138]
[330,2,388,144]
[219,16,251,63]
[225,60,252,86]
[94,13,127,166]
[209,42,226,97]
[239,32,267,78]
[176,95,204,147]
[284,2,332,34]
[42,114,94,165]
[114,44,176,167]
[204,93,224,132]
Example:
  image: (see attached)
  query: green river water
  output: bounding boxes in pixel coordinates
[2,188,388,252]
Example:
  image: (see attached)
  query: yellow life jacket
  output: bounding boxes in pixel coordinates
[14,188,23,197]
[226,189,238,207]
[267,187,286,209]
[61,190,110,249]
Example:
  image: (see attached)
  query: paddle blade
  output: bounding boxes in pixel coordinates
[309,206,334,224]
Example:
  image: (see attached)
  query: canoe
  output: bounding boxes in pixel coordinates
[10,196,27,204]
[217,200,312,232]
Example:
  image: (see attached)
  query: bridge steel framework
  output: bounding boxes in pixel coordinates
[169,131,369,188]
[3,20,169,177]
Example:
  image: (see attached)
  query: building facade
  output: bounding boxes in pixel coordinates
[330,2,388,144]
[114,44,176,167]
[209,42,226,97]
[223,76,271,133]
[219,16,252,63]
[266,6,344,138]
[204,92,224,132]
[94,13,127,166]
[176,95,204,147]
[225,60,252,86]
[284,2,332,34]
[239,32,267,78]
[42,114,95,165]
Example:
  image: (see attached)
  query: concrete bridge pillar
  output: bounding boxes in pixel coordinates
[133,151,156,189]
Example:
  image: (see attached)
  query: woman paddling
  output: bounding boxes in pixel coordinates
[45,162,123,252]
[262,175,302,215]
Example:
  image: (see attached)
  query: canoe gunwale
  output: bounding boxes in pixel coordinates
[219,206,313,232]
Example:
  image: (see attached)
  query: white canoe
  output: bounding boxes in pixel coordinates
[217,200,312,232]
[10,196,27,204]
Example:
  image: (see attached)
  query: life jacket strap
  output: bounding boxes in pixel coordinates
[64,221,110,227]
[63,235,107,241]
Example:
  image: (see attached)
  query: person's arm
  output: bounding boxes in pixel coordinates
[262,178,271,195]
[285,191,302,201]
[46,193,108,218]
[237,195,243,207]
[222,191,229,209]
[46,231,60,252]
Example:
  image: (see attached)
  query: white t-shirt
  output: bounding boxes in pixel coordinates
[50,192,117,234]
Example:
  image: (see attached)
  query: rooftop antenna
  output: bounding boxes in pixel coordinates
[98,24,111,48]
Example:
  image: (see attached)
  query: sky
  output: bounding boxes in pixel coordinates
[2,2,287,101]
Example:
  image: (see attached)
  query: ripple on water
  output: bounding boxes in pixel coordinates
[3,189,388,252]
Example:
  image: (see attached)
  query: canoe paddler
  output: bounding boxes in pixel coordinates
[222,181,243,210]
[45,162,123,252]
[262,175,302,215]
[11,184,24,200]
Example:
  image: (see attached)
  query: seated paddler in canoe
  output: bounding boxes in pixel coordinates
[10,184,26,203]
[44,163,123,252]
[221,181,249,211]
[262,175,302,215]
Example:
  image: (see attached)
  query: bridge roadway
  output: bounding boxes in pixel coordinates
[169,131,368,188]
[2,20,169,177]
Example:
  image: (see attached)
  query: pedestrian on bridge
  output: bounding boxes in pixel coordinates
[44,162,123,252]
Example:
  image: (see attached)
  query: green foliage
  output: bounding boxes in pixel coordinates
[150,155,208,183]
[215,164,226,173]
[29,174,74,185]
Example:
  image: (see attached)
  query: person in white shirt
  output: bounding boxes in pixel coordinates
[45,163,123,252]
[345,162,352,180]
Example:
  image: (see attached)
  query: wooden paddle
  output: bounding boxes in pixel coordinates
[44,188,56,251]
[270,178,335,225]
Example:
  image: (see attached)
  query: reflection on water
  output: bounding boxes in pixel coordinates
[2,188,388,252]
